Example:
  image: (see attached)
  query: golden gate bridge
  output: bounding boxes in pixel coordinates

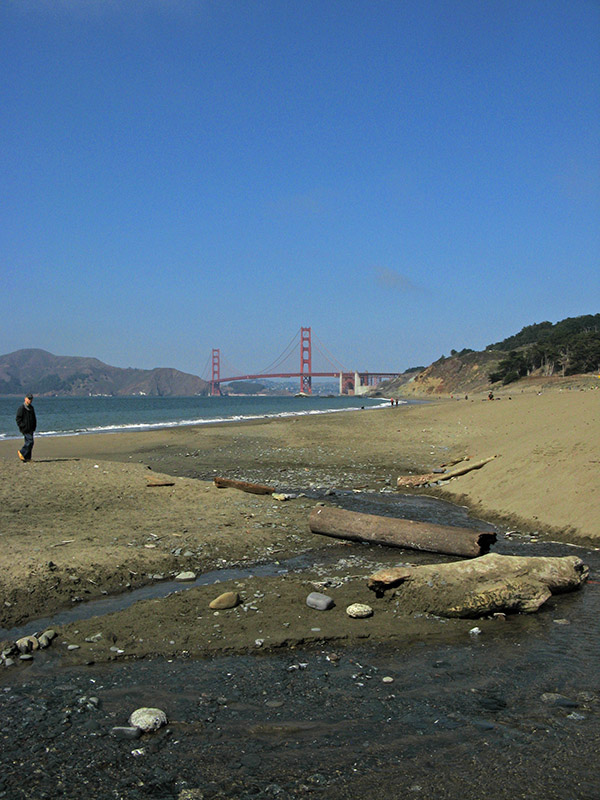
[204,326,401,396]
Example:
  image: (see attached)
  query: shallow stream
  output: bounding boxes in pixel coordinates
[1,493,598,799]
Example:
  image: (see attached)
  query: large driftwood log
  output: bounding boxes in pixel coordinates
[213,477,275,495]
[397,455,497,488]
[308,506,495,558]
[367,553,589,618]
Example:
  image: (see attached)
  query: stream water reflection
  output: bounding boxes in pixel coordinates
[0,493,598,799]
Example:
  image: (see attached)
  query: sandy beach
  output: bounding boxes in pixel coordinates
[0,384,597,657]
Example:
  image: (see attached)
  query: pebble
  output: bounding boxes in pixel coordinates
[174,571,196,582]
[129,707,168,732]
[469,627,482,636]
[209,591,240,610]
[306,592,334,611]
[346,603,373,619]
[553,619,570,625]
[67,644,80,651]
[382,676,394,684]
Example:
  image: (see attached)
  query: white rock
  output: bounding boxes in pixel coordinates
[16,636,39,653]
[346,603,373,619]
[174,571,196,582]
[129,707,168,732]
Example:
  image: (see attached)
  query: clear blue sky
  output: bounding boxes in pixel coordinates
[2,0,599,378]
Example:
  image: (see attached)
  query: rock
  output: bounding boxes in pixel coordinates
[37,633,51,649]
[175,571,196,582]
[42,629,57,641]
[111,726,142,740]
[19,654,34,661]
[541,693,579,708]
[346,603,373,619]
[306,592,335,611]
[209,591,240,610]
[469,627,482,636]
[129,707,168,732]
[67,644,80,651]
[16,636,39,654]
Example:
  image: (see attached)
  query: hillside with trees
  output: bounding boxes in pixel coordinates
[377,313,600,397]
[486,314,600,384]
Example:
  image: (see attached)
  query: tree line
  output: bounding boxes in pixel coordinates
[487,314,600,385]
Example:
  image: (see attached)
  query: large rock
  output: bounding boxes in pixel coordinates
[209,591,240,610]
[129,707,168,732]
[367,553,588,618]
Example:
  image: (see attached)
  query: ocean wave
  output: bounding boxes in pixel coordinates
[1,400,393,439]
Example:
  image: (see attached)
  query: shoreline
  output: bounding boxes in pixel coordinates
[1,386,597,543]
[0,394,391,441]
[0,385,597,659]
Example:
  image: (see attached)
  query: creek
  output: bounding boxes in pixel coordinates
[0,492,598,799]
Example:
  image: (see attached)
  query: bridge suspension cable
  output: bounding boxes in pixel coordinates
[312,331,348,373]
[255,327,301,375]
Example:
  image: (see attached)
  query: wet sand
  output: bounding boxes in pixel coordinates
[0,385,598,654]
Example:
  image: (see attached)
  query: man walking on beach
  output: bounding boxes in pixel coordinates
[16,393,37,462]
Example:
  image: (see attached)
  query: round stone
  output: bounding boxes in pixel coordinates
[346,603,373,619]
[209,591,240,610]
[129,707,168,732]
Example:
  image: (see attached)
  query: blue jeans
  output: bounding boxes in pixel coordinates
[20,433,34,461]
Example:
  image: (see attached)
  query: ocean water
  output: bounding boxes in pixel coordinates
[0,394,389,440]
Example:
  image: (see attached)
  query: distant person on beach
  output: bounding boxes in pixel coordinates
[16,393,36,462]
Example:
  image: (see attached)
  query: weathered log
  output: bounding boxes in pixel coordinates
[213,477,275,495]
[308,506,495,558]
[367,553,589,617]
[439,455,497,479]
[397,455,497,488]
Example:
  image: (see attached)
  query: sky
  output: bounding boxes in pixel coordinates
[1,0,599,379]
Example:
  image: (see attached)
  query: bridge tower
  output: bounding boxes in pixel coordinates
[211,349,221,396]
[300,326,312,394]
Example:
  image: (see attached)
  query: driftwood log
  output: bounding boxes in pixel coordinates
[308,506,495,558]
[367,553,589,618]
[213,477,275,495]
[397,455,497,488]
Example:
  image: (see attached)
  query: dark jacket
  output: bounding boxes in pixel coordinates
[16,404,37,434]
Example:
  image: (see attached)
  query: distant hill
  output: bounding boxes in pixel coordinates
[0,349,209,397]
[376,313,600,397]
